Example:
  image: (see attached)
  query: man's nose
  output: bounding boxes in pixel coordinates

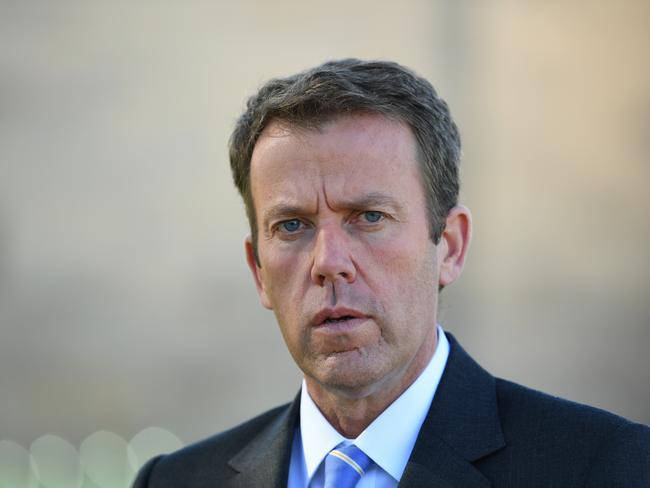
[310,226,357,286]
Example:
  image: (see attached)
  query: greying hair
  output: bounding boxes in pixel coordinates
[229,58,461,264]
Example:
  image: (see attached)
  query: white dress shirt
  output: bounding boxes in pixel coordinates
[287,326,450,488]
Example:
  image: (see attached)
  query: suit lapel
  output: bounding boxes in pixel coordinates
[399,333,505,487]
[399,433,492,488]
[227,392,300,488]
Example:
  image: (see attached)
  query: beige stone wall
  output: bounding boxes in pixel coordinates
[449,0,650,421]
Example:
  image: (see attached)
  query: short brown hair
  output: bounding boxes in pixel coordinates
[229,58,461,264]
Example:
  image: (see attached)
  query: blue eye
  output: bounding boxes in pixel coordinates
[363,211,383,223]
[280,219,301,233]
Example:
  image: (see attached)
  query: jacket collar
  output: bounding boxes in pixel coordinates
[227,332,505,488]
[227,392,300,488]
[399,332,505,487]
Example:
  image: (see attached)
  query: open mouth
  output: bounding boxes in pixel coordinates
[312,308,366,328]
[322,315,356,324]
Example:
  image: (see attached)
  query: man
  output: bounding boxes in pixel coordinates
[134,59,650,487]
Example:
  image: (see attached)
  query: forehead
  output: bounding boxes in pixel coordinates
[249,113,424,213]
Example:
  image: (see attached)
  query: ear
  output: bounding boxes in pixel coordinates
[436,205,472,287]
[245,236,272,310]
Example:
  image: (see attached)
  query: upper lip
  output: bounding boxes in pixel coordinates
[312,307,367,326]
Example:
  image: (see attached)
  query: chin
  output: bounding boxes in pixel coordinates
[309,352,390,398]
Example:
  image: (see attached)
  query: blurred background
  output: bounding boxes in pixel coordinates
[1,0,649,485]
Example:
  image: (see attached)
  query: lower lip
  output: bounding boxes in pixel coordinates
[314,317,370,334]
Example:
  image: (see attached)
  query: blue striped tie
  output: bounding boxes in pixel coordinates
[324,444,372,488]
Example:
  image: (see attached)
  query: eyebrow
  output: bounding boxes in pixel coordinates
[261,203,307,229]
[261,192,403,229]
[339,192,404,212]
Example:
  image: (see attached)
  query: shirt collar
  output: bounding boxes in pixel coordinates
[299,325,450,482]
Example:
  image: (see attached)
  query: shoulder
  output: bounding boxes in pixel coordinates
[132,402,292,488]
[489,378,650,484]
[495,377,648,438]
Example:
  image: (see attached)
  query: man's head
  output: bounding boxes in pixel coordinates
[229,59,461,264]
[229,59,471,409]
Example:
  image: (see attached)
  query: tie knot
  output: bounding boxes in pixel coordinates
[324,444,372,488]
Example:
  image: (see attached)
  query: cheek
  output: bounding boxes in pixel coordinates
[260,252,311,334]
[367,231,436,282]
[366,236,438,324]
[260,247,306,297]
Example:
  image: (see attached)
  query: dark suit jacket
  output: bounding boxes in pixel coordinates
[133,334,650,487]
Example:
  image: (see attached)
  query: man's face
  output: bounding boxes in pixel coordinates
[246,113,442,399]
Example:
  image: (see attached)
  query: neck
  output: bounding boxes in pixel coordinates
[305,329,438,438]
